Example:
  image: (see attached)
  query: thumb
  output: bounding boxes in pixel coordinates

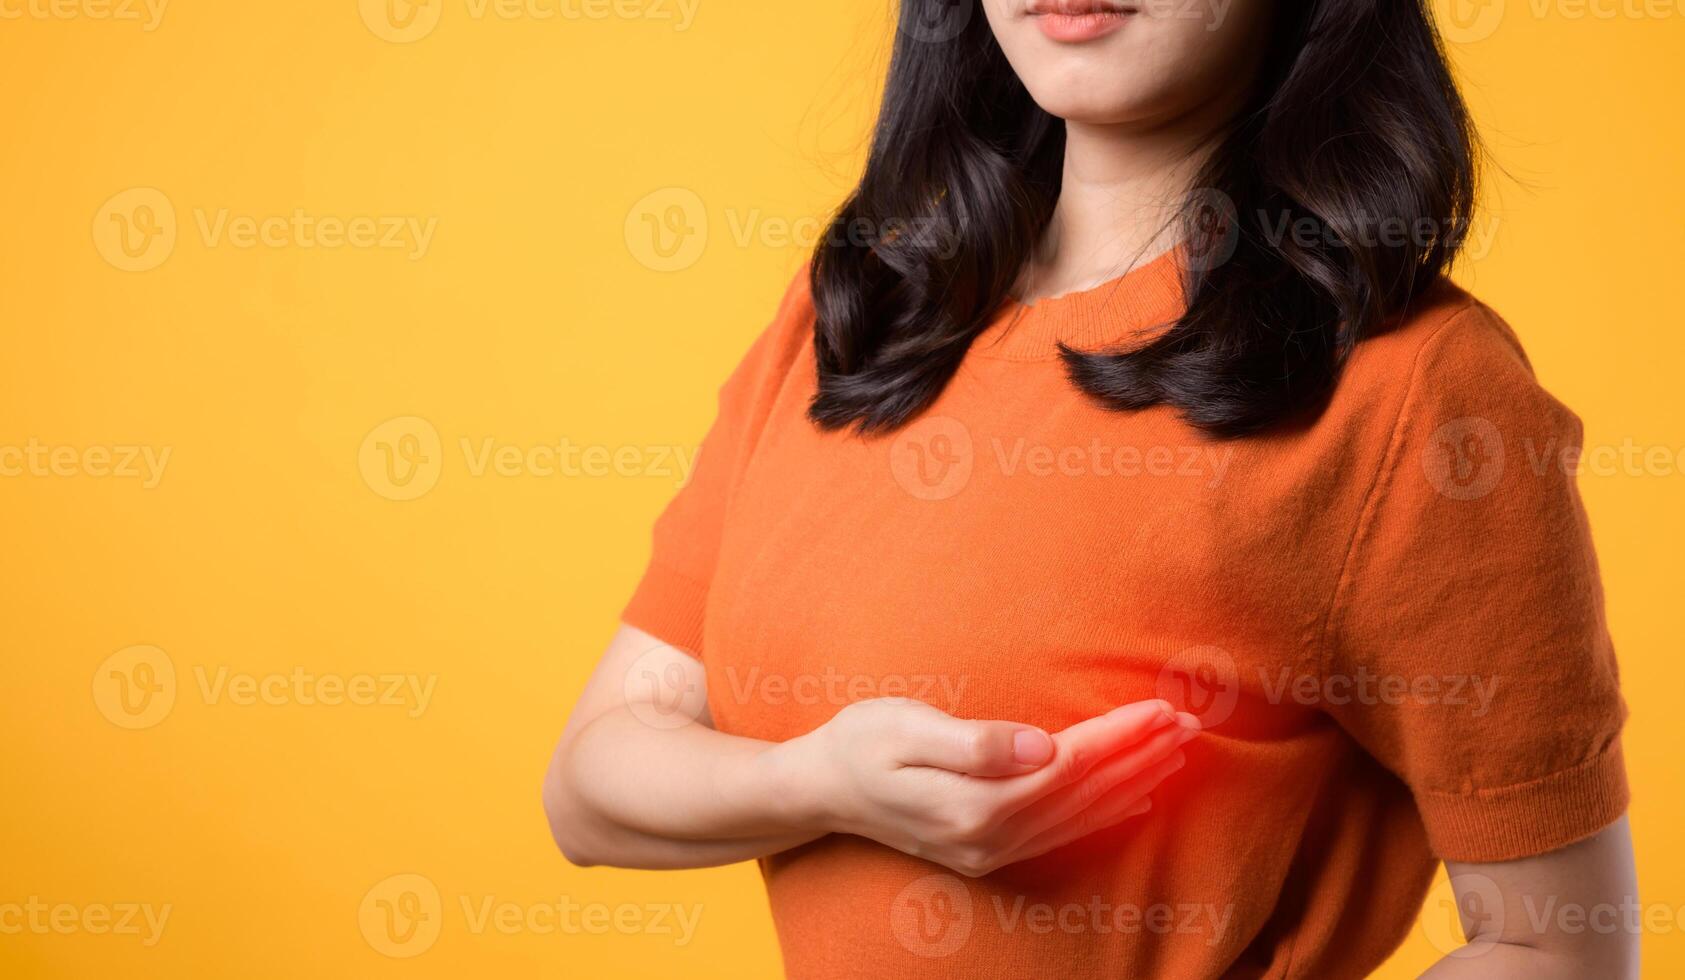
[894,709,1053,776]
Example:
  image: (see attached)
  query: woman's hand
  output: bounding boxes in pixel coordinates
[774,696,1200,878]
[546,626,1196,874]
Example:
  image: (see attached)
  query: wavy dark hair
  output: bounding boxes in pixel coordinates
[807,0,1478,437]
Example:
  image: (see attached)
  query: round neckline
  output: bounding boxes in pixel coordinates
[972,246,1187,362]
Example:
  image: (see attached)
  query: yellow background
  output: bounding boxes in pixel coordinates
[1,1,1681,976]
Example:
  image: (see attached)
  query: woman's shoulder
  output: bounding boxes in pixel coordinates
[735,264,816,374]
[766,263,818,351]
[1355,277,1531,383]
[708,265,818,429]
[1310,277,1589,513]
[1338,277,1576,434]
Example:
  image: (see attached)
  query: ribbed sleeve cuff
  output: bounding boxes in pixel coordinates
[620,561,710,659]
[1416,739,1630,863]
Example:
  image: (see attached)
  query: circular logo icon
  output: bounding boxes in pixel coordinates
[1422,417,1505,501]
[622,645,708,731]
[359,873,443,958]
[93,188,177,273]
[359,416,443,501]
[889,415,973,501]
[890,873,972,958]
[1420,870,1504,957]
[360,0,443,43]
[93,645,178,730]
[899,0,973,44]
[1438,0,1505,44]
[1154,645,1240,728]
[624,187,708,273]
[1183,188,1239,273]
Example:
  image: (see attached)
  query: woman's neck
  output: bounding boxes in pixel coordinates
[1018,102,1238,303]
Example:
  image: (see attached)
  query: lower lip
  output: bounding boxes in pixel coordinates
[1034,11,1132,42]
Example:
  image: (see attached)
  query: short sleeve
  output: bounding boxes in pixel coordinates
[619,270,815,658]
[1323,304,1628,863]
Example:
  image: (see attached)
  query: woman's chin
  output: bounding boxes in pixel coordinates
[1027,92,1172,128]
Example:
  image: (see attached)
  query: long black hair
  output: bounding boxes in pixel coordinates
[807,0,1477,437]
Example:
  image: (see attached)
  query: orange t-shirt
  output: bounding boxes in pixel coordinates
[620,252,1628,979]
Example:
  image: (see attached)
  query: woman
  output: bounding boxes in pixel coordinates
[544,1,1638,976]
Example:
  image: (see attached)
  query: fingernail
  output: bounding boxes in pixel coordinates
[1152,700,1176,725]
[1173,724,1201,745]
[1013,729,1053,766]
[1173,711,1203,731]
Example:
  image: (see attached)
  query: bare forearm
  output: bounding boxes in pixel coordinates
[555,820,818,871]
[545,705,825,869]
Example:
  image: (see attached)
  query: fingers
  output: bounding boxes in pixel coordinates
[1003,750,1187,866]
[1003,722,1199,839]
[1031,699,1184,793]
[1077,750,1186,834]
[883,696,1187,779]
[892,704,1055,776]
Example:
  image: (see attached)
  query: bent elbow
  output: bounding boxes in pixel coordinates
[541,771,601,868]
[557,838,600,869]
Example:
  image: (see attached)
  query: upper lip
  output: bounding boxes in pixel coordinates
[1026,0,1135,14]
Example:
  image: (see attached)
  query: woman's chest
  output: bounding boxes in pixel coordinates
[700,369,1359,742]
